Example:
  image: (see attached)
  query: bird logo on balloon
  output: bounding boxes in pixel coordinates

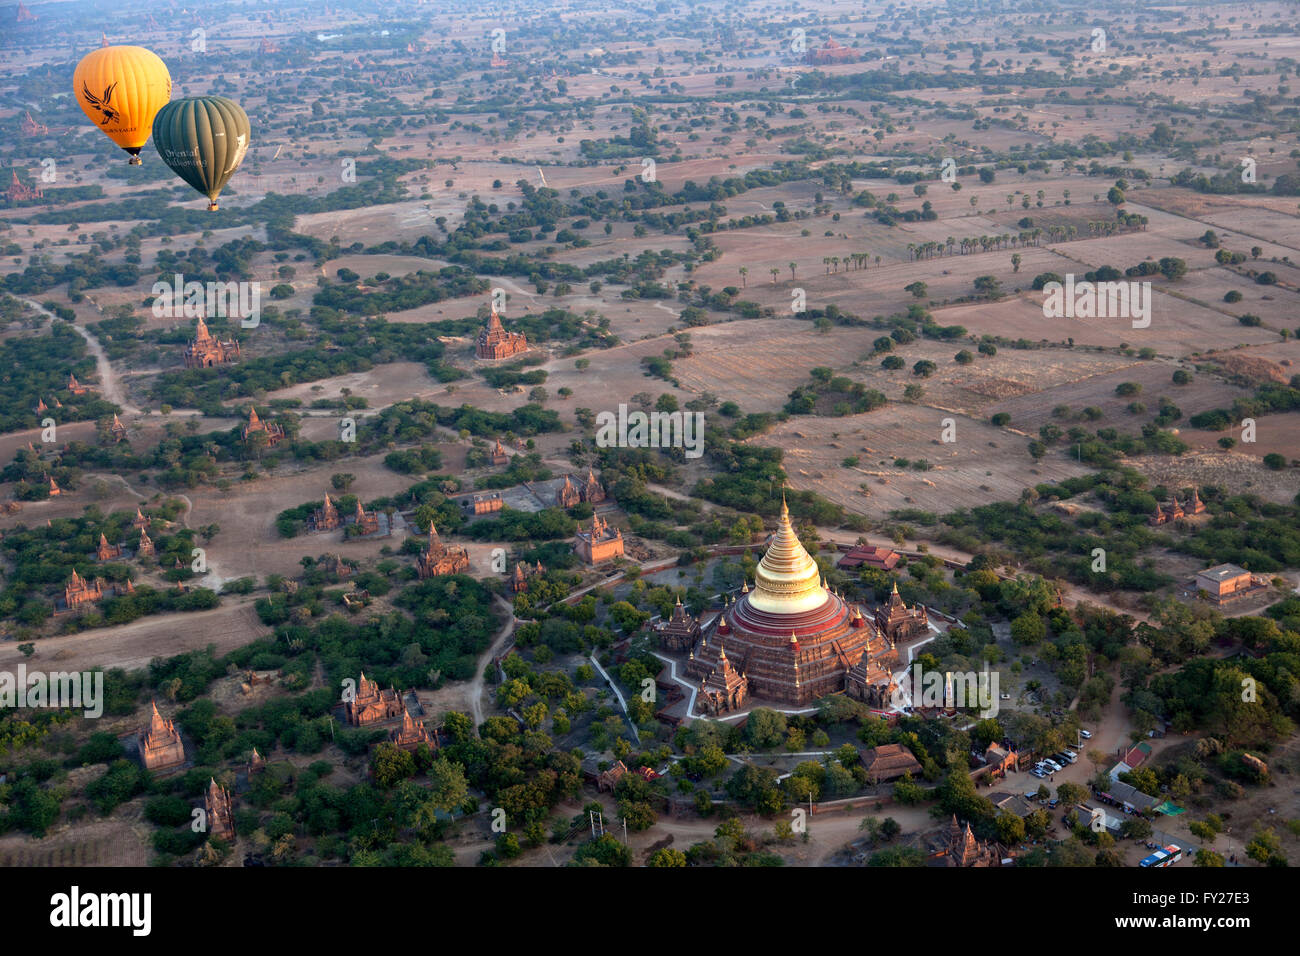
[81,81,120,125]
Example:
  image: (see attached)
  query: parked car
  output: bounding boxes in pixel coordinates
[1048,798,1060,808]
[1031,768,1046,778]
[1079,729,1092,739]
[1042,760,1063,772]
[1000,693,1010,700]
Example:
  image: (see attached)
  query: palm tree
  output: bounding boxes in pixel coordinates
[789,262,797,281]
[739,267,747,288]
[770,267,779,285]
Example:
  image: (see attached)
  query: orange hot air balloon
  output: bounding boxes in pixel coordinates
[73,43,172,164]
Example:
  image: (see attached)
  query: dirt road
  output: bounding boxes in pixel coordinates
[469,595,518,729]
[18,297,140,415]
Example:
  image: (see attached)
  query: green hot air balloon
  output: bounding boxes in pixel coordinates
[152,96,250,211]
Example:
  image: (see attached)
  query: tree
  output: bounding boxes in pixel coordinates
[1011,610,1046,646]
[1056,782,1087,807]
[648,848,687,867]
[572,834,631,867]
[892,773,927,805]
[1245,829,1285,866]
[1158,257,1187,281]
[1121,817,1152,840]
[744,708,787,749]
[370,743,416,788]
[996,811,1026,846]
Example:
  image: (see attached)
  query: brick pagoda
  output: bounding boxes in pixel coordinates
[242,407,286,447]
[475,309,528,360]
[574,513,624,565]
[63,570,104,609]
[389,706,435,752]
[346,674,403,726]
[182,316,240,368]
[140,701,186,771]
[416,524,470,578]
[205,777,235,841]
[311,493,342,532]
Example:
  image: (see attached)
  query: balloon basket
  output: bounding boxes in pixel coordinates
[128,156,142,166]
[208,201,219,211]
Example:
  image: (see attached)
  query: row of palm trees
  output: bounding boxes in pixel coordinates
[731,215,1153,283]
[821,253,882,274]
[906,231,1043,260]
[737,256,884,285]
[903,218,1148,261]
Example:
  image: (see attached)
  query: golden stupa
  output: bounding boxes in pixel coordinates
[683,490,896,707]
[748,496,828,615]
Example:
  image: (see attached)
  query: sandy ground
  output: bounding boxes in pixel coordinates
[0,598,266,674]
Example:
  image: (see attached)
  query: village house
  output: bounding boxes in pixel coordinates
[838,542,901,571]
[859,743,923,785]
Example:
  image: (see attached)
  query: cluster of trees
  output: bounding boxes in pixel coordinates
[785,367,888,417]
[937,472,1175,592]
[313,266,489,315]
[0,323,118,435]
[150,313,468,412]
[0,507,213,632]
